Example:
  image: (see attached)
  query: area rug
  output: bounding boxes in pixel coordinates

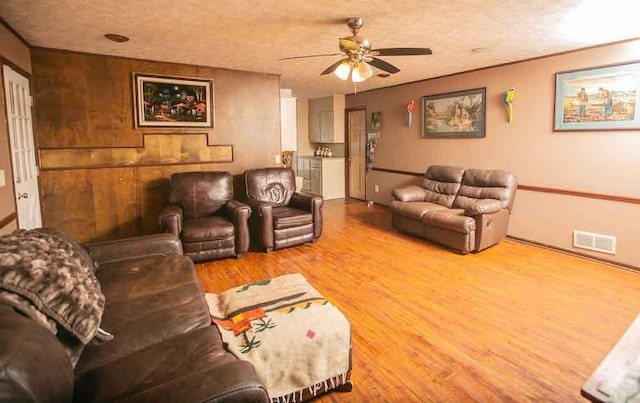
[205,273,351,402]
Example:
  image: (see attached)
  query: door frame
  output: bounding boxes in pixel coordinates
[344,106,367,200]
[1,60,43,229]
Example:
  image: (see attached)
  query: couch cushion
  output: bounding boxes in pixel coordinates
[392,185,426,202]
[245,168,296,206]
[453,169,517,210]
[182,216,235,242]
[75,282,212,374]
[389,200,447,219]
[421,165,466,208]
[74,326,268,403]
[272,207,313,229]
[423,210,476,234]
[169,171,233,219]
[96,256,199,305]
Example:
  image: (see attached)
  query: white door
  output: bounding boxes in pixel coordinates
[3,65,42,229]
[347,109,366,200]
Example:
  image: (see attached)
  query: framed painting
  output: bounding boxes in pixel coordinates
[421,88,486,138]
[554,62,640,131]
[133,73,214,128]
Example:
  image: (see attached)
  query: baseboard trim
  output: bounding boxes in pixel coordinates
[0,212,17,231]
[507,235,639,273]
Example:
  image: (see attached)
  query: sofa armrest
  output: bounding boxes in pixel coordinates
[0,304,74,403]
[159,204,183,236]
[246,198,275,251]
[392,185,427,202]
[464,199,504,216]
[223,199,252,255]
[289,192,320,212]
[290,192,323,239]
[84,233,183,266]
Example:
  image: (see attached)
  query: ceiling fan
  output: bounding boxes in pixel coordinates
[280,17,432,83]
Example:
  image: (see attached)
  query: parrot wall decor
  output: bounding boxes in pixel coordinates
[504,87,515,123]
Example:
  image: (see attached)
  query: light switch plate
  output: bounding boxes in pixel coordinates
[0,170,5,187]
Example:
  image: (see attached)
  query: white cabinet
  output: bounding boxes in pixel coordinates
[297,157,311,192]
[280,97,297,151]
[297,156,345,200]
[308,95,345,143]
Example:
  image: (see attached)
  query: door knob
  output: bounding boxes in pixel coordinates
[18,192,28,200]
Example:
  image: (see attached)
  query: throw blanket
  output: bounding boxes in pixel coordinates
[206,273,351,402]
[0,228,110,365]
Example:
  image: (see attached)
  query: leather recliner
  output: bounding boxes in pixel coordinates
[159,171,251,262]
[244,167,322,252]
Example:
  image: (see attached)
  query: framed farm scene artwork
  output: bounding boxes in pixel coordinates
[554,62,640,131]
[133,73,214,128]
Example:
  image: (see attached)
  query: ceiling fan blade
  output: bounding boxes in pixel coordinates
[339,37,360,52]
[279,53,341,60]
[321,58,349,75]
[368,57,400,74]
[370,47,432,56]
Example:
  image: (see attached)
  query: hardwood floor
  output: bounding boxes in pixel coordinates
[196,200,640,402]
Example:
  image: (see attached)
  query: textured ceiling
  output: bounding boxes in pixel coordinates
[2,0,640,98]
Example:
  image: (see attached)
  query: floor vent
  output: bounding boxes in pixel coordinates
[573,230,616,255]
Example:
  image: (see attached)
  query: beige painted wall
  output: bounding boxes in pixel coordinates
[0,23,32,232]
[347,40,640,267]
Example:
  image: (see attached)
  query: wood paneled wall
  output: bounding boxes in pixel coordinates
[32,49,281,243]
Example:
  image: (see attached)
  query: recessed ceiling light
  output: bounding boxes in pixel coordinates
[104,33,129,43]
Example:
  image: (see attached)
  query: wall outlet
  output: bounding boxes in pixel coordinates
[274,154,282,165]
[0,170,5,188]
[374,185,379,193]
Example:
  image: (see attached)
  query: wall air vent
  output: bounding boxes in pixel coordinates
[573,230,616,255]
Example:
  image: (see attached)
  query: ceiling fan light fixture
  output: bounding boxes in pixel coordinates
[334,60,352,80]
[351,61,373,82]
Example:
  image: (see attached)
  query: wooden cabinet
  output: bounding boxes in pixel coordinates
[297,156,345,200]
[309,112,321,143]
[308,95,345,144]
[319,111,334,143]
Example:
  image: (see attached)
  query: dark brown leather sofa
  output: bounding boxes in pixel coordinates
[244,168,323,252]
[390,165,517,253]
[159,171,251,262]
[0,231,268,402]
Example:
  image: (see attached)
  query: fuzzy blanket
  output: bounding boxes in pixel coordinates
[0,228,109,365]
[206,273,351,402]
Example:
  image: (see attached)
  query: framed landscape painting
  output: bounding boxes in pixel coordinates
[133,73,214,128]
[554,62,640,131]
[421,88,486,138]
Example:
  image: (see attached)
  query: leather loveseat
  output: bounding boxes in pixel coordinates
[390,165,517,253]
[0,229,268,402]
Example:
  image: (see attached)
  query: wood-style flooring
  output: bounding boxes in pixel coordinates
[196,200,640,402]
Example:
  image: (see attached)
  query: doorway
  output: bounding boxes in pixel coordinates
[346,108,366,200]
[3,65,42,229]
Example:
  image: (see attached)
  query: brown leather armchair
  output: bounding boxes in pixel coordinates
[244,168,322,252]
[159,171,251,262]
